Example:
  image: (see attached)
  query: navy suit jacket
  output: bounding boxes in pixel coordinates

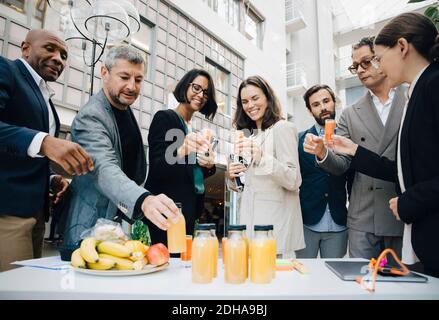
[0,57,60,218]
[298,126,348,226]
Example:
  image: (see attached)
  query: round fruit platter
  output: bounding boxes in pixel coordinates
[73,262,169,276]
[71,237,171,277]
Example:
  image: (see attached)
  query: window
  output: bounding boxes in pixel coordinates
[128,17,153,80]
[244,6,263,49]
[0,0,25,13]
[33,0,46,21]
[1,0,46,27]
[203,0,239,30]
[206,59,230,115]
[130,17,153,53]
[203,0,264,49]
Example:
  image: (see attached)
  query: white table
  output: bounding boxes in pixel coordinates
[0,257,438,300]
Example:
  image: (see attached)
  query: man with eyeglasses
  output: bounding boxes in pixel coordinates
[303,37,407,261]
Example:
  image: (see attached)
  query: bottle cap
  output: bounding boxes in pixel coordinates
[196,223,212,230]
[229,225,246,231]
[254,225,271,231]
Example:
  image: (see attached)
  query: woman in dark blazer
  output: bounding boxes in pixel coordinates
[145,69,218,245]
[322,13,439,277]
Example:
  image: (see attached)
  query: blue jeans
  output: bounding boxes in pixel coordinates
[296,227,348,258]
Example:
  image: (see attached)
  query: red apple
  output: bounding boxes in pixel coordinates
[145,243,170,265]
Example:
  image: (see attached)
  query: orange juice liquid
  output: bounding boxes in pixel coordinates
[222,237,227,265]
[180,235,192,261]
[191,236,213,283]
[268,238,276,278]
[209,236,219,278]
[167,214,186,253]
[243,235,249,278]
[324,119,336,142]
[234,130,244,154]
[224,237,247,284]
[250,238,273,284]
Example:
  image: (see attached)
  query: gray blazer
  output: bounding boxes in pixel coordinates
[318,86,406,236]
[62,90,148,248]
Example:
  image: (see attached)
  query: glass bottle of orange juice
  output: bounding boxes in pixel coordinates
[207,223,219,278]
[192,224,213,284]
[267,225,276,278]
[250,225,273,284]
[224,225,248,284]
[167,203,186,253]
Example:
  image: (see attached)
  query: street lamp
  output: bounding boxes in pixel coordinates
[46,0,141,95]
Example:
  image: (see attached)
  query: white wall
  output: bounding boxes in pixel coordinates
[168,0,288,113]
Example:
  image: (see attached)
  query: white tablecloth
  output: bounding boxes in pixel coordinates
[0,257,438,300]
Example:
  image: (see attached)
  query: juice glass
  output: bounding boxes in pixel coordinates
[324,119,336,142]
[167,203,186,253]
[180,235,192,267]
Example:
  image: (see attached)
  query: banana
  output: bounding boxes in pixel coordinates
[129,251,145,262]
[99,253,134,270]
[80,237,100,263]
[133,260,146,271]
[97,241,132,258]
[71,248,86,268]
[87,257,116,270]
[125,240,147,254]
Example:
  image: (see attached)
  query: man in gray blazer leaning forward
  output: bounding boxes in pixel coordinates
[303,37,405,261]
[61,46,179,254]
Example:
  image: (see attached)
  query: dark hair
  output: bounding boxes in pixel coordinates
[173,69,218,120]
[303,85,336,110]
[352,36,375,54]
[234,76,283,131]
[375,12,439,62]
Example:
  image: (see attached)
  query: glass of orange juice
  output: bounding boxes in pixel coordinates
[201,128,213,143]
[167,203,187,253]
[324,119,336,143]
[180,235,192,267]
[233,130,245,154]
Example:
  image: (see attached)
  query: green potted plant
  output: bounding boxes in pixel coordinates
[409,0,439,30]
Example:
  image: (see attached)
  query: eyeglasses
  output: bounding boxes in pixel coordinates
[348,57,374,74]
[371,47,391,70]
[189,83,209,99]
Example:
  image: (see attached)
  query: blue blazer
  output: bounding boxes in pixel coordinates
[0,57,60,218]
[298,126,347,226]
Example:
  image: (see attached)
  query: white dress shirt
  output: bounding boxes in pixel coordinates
[397,65,429,265]
[369,88,396,125]
[19,58,56,158]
